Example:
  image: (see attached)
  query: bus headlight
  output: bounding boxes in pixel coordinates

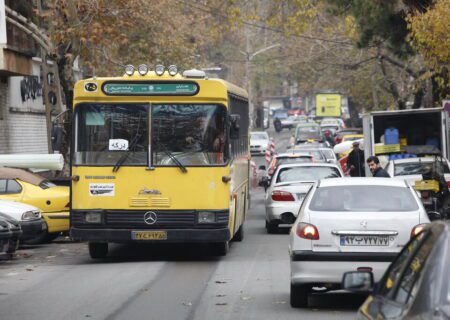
[85,213,102,224]
[168,65,178,76]
[138,64,149,76]
[125,65,135,76]
[198,211,215,223]
[155,64,165,76]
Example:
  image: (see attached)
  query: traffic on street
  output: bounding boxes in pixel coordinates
[1,1,450,319]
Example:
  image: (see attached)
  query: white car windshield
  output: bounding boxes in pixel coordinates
[251,133,268,140]
[276,166,341,183]
[309,186,419,212]
[394,161,450,176]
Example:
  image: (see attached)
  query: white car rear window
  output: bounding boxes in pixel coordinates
[309,186,419,212]
[276,166,341,183]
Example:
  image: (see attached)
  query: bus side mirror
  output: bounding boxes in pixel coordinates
[51,124,63,152]
[230,114,240,140]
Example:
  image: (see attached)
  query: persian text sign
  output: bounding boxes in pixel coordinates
[103,83,198,95]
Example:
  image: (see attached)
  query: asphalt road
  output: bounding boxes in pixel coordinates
[0,128,365,320]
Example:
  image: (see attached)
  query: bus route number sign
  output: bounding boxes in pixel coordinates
[102,83,198,95]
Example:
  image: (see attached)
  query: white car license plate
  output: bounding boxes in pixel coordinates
[340,235,390,246]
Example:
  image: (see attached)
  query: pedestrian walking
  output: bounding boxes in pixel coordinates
[367,156,390,177]
[347,141,365,177]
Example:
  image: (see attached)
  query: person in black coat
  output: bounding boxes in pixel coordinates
[367,156,390,177]
[347,141,365,177]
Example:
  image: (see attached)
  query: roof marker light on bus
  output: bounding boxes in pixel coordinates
[168,65,178,76]
[155,64,165,76]
[125,65,135,76]
[138,64,149,76]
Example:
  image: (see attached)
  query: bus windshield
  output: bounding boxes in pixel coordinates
[74,103,228,166]
[152,104,228,166]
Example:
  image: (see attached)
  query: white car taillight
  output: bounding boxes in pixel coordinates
[296,222,320,240]
[271,190,295,201]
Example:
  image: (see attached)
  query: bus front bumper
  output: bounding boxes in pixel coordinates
[70,227,230,243]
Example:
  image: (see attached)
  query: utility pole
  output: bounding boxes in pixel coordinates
[240,35,280,129]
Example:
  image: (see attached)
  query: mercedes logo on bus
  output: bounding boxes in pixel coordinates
[144,211,158,225]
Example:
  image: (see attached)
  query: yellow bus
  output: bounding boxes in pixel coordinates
[70,65,250,258]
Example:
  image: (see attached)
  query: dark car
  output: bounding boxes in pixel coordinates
[0,213,22,255]
[0,218,13,259]
[342,221,450,319]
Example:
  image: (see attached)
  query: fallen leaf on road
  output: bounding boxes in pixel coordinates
[215,303,228,306]
[85,315,92,318]
[20,253,32,258]
[182,302,192,307]
[25,268,33,272]
[216,294,226,297]
[215,281,227,284]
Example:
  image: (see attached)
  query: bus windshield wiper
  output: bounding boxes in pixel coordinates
[112,142,144,173]
[156,141,188,173]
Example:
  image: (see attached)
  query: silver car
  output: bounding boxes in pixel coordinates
[265,163,343,233]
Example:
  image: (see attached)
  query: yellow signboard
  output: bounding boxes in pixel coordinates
[316,94,341,117]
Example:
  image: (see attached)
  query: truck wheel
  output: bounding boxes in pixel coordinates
[290,283,310,308]
[89,242,108,259]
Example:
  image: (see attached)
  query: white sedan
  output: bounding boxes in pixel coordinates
[250,131,270,155]
[0,200,46,240]
[265,163,343,233]
[289,178,430,308]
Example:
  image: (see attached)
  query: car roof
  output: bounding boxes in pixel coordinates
[277,163,340,170]
[318,177,407,187]
[276,153,313,158]
[0,168,44,186]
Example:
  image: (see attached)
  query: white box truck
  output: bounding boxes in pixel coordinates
[363,108,449,175]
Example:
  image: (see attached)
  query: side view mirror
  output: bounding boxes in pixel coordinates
[230,114,240,140]
[258,165,266,171]
[427,211,442,221]
[342,271,374,293]
[51,124,63,152]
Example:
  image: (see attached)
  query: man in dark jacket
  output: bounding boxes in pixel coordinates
[367,156,390,177]
[347,141,365,177]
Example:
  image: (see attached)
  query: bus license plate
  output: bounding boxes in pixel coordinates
[340,235,389,246]
[132,231,167,240]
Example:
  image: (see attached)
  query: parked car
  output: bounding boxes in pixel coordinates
[0,168,69,242]
[250,131,270,155]
[292,123,324,145]
[281,115,308,130]
[264,153,314,179]
[334,128,362,145]
[0,218,13,259]
[289,178,430,308]
[320,117,345,128]
[265,163,343,233]
[290,146,331,162]
[0,199,46,241]
[0,214,21,255]
[342,221,450,319]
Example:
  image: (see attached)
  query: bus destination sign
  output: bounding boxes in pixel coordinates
[103,83,198,95]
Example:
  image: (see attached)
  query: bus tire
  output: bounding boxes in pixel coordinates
[213,241,229,256]
[232,224,244,242]
[89,242,108,259]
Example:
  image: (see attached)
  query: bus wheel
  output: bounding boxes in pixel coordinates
[232,224,244,242]
[213,241,229,256]
[89,242,108,259]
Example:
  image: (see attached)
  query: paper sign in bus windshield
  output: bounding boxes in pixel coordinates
[103,83,198,95]
[89,183,115,196]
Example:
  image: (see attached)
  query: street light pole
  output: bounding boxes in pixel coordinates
[240,40,280,129]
